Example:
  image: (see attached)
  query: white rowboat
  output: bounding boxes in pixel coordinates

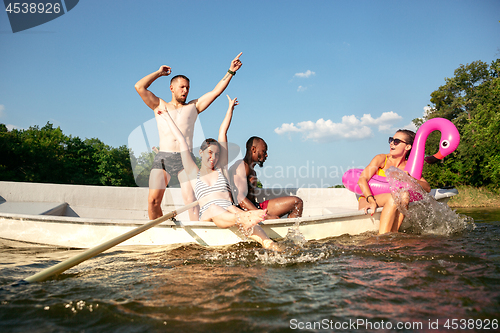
[0,181,458,248]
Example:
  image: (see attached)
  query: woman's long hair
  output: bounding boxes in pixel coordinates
[396,129,415,160]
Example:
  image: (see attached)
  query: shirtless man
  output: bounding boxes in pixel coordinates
[229,136,303,219]
[135,53,243,220]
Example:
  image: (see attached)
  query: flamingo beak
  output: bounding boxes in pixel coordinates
[425,151,444,164]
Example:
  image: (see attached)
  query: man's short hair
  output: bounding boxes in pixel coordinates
[170,75,190,85]
[245,136,265,152]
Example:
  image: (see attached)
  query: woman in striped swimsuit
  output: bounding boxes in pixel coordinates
[157,96,279,250]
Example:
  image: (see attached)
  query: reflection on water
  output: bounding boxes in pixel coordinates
[1,209,499,332]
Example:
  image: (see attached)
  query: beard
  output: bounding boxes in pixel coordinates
[256,153,265,167]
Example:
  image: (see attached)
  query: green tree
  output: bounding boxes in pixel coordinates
[428,60,491,127]
[0,122,137,187]
[416,59,500,188]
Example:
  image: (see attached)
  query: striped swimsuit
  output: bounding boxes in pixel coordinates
[195,169,233,218]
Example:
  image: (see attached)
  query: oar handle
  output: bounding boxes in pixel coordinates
[20,201,199,284]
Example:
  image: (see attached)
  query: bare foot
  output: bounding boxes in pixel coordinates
[262,239,283,252]
[238,209,267,230]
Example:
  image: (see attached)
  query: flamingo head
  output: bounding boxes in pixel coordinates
[424,118,460,164]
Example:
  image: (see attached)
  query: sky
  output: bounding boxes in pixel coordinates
[1,0,499,188]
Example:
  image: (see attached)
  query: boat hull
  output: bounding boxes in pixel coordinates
[0,181,456,248]
[0,210,381,248]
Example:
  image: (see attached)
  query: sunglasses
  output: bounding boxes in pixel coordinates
[388,137,408,145]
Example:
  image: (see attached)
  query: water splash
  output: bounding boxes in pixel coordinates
[200,226,326,266]
[279,224,307,248]
[253,249,327,265]
[385,166,475,235]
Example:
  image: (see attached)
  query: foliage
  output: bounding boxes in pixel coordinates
[0,122,136,187]
[130,150,155,187]
[414,59,500,188]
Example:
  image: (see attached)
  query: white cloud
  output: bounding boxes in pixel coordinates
[423,105,433,118]
[401,122,417,132]
[297,85,307,92]
[294,70,315,78]
[0,105,5,118]
[274,111,404,143]
[359,111,402,133]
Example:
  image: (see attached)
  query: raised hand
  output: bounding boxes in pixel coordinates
[227,95,239,109]
[158,65,171,76]
[229,52,243,72]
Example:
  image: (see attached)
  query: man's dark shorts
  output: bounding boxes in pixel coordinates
[151,151,197,176]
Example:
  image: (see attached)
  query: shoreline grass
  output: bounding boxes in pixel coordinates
[448,186,500,208]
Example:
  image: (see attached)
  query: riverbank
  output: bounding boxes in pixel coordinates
[448,185,500,208]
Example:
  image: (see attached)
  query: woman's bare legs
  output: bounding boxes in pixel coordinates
[201,205,266,228]
[378,196,399,234]
[359,192,404,234]
[247,225,282,251]
[201,205,280,250]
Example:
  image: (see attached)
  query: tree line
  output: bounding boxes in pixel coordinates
[414,59,499,189]
[1,59,498,189]
[0,122,136,187]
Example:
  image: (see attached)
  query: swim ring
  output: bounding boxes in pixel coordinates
[342,117,460,196]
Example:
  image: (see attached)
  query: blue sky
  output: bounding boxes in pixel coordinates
[1,0,499,188]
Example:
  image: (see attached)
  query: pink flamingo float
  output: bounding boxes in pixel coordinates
[342,117,460,196]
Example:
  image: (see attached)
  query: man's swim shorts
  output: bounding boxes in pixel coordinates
[151,151,196,176]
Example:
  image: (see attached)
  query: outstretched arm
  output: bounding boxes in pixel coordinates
[135,66,171,110]
[218,95,238,144]
[156,109,198,174]
[218,95,238,176]
[195,52,243,113]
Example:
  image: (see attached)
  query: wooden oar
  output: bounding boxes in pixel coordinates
[17,201,199,284]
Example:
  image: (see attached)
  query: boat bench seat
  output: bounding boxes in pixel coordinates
[0,201,68,216]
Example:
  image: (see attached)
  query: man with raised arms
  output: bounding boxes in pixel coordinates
[229,136,303,219]
[135,53,242,220]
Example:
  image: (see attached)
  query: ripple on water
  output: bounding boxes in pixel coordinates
[0,209,499,332]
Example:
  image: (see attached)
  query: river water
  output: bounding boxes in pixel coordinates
[1,208,499,332]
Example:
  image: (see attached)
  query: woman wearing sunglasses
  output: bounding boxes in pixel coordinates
[357,129,431,234]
